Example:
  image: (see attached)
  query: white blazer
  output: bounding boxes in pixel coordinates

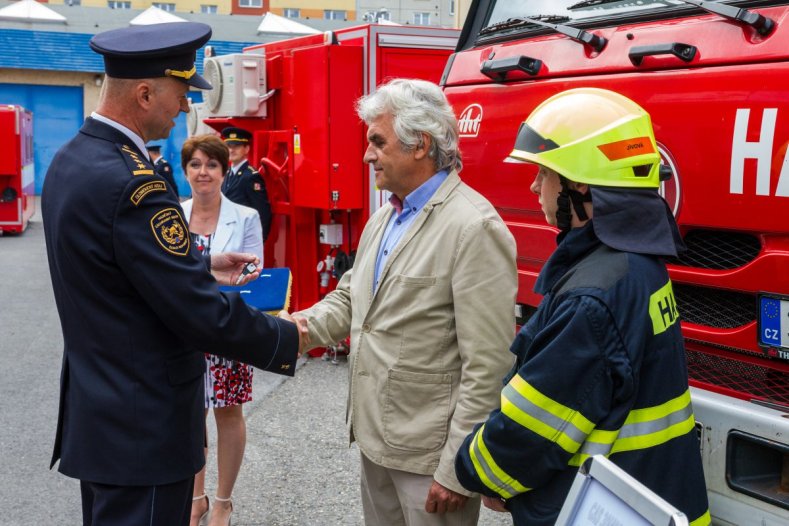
[181,194,264,263]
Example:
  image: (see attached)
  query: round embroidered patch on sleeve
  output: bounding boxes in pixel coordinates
[150,208,190,256]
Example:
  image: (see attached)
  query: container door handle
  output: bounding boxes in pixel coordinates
[629,43,697,66]
[481,55,542,80]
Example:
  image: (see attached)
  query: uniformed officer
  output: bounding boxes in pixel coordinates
[454,89,711,525]
[41,22,302,526]
[146,143,177,194]
[221,127,273,241]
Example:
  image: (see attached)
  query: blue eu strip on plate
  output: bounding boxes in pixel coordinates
[759,296,786,348]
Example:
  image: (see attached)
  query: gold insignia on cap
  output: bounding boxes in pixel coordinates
[150,208,190,256]
[165,65,197,80]
[131,180,167,206]
[281,364,291,370]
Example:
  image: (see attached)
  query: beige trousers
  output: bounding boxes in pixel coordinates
[360,453,482,526]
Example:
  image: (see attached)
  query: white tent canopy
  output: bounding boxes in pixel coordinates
[257,12,320,35]
[0,0,66,23]
[130,6,187,25]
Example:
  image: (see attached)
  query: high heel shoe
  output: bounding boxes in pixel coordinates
[212,495,233,526]
[192,493,210,526]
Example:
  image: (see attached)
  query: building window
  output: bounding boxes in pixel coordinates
[66,0,82,6]
[449,0,455,16]
[201,4,217,13]
[413,12,431,25]
[239,0,262,7]
[283,8,300,18]
[153,2,175,11]
[107,1,131,8]
[324,9,345,20]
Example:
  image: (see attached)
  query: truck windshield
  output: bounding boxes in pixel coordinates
[487,0,707,27]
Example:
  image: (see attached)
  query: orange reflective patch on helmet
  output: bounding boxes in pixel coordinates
[597,137,655,161]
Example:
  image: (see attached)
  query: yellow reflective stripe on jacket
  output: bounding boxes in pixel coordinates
[690,509,712,526]
[469,425,530,499]
[501,375,595,454]
[569,389,695,466]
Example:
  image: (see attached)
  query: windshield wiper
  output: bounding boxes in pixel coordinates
[568,0,622,9]
[673,0,774,35]
[480,15,571,36]
[521,16,607,51]
[480,15,607,52]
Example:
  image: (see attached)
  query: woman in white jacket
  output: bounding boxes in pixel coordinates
[180,134,263,526]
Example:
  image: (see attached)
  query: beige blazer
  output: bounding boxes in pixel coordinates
[297,171,517,495]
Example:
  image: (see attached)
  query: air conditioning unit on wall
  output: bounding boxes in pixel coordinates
[203,53,267,118]
[186,101,215,137]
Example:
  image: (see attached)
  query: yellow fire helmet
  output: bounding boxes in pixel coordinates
[508,88,660,188]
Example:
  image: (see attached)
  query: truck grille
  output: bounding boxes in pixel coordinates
[674,284,756,328]
[666,230,761,270]
[686,349,789,406]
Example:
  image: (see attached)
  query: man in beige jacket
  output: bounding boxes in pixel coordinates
[294,79,516,525]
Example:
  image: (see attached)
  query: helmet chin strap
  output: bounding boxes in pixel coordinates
[556,176,592,232]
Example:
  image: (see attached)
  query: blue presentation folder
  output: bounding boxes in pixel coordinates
[219,267,292,313]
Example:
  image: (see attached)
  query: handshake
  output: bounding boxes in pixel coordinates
[277,310,311,357]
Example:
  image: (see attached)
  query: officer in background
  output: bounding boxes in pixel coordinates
[41,22,301,526]
[454,88,710,526]
[221,127,272,241]
[146,143,177,194]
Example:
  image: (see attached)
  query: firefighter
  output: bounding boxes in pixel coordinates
[221,127,273,241]
[454,88,711,526]
[146,143,177,194]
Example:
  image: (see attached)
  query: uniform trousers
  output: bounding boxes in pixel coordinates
[360,453,481,526]
[80,477,193,526]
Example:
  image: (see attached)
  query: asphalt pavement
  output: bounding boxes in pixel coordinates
[0,205,511,525]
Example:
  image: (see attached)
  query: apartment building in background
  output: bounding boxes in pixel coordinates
[357,0,470,28]
[45,0,266,16]
[263,0,357,20]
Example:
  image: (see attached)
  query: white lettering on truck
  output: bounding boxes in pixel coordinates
[730,108,789,196]
[458,104,483,138]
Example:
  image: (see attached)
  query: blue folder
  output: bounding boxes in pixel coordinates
[219,267,292,313]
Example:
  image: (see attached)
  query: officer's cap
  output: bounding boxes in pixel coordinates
[146,144,162,152]
[89,22,212,90]
[222,127,252,146]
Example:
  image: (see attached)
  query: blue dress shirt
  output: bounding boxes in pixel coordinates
[374,170,449,292]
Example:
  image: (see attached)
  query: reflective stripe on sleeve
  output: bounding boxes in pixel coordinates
[570,389,696,466]
[501,375,595,454]
[690,509,712,526]
[469,425,530,499]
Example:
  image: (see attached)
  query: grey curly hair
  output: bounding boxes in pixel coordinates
[356,79,462,172]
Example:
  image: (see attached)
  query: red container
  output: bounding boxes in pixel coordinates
[0,105,34,234]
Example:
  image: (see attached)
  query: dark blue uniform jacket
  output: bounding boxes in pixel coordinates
[42,118,298,486]
[222,160,272,241]
[455,223,710,525]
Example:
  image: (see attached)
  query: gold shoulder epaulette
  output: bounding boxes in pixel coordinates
[118,144,155,177]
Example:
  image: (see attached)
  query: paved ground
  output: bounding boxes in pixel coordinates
[0,207,511,525]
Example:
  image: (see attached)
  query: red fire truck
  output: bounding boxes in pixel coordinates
[0,105,34,234]
[442,1,789,523]
[194,24,459,312]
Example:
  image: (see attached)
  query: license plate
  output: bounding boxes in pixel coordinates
[758,295,789,349]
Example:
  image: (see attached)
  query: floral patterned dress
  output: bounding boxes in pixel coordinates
[193,232,254,408]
